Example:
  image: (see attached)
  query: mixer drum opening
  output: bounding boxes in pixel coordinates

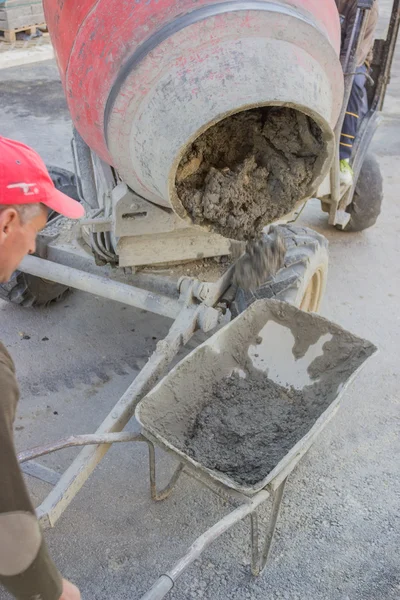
[175,107,325,241]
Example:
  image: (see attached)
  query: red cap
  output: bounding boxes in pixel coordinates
[0,136,85,219]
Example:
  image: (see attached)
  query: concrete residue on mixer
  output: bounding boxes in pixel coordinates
[176,107,323,241]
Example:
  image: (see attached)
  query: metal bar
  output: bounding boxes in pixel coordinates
[147,441,185,501]
[21,461,61,486]
[328,142,341,224]
[344,9,363,70]
[329,6,372,225]
[140,576,174,600]
[36,306,200,528]
[251,478,287,576]
[375,0,400,111]
[140,490,270,600]
[19,255,181,320]
[167,493,271,581]
[18,432,143,464]
[250,510,260,576]
[342,8,372,109]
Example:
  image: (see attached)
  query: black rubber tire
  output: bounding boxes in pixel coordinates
[46,165,81,220]
[231,225,328,317]
[46,165,80,201]
[342,154,383,232]
[0,166,79,307]
[0,272,69,307]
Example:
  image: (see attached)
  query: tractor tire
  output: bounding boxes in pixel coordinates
[231,225,328,316]
[342,154,383,232]
[0,166,79,308]
[46,165,81,219]
[0,272,69,308]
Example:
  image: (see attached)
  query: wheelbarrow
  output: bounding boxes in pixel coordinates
[134,299,377,598]
[18,299,376,599]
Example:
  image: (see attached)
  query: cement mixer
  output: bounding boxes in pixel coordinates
[58,0,342,235]
[1,0,398,313]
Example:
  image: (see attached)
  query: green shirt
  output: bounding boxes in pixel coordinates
[0,342,62,600]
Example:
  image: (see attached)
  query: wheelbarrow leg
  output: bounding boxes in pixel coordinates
[250,477,287,576]
[147,440,185,501]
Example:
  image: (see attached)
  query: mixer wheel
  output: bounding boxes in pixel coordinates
[231,226,328,315]
[340,154,383,232]
[0,272,69,308]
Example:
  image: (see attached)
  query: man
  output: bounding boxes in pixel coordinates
[0,136,84,600]
[335,0,379,188]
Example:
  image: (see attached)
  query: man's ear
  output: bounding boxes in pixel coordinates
[0,208,20,241]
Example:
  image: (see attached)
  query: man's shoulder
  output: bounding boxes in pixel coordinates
[0,341,16,374]
[0,341,18,397]
[0,341,19,421]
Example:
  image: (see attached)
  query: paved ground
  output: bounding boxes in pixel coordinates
[0,34,54,70]
[1,4,400,599]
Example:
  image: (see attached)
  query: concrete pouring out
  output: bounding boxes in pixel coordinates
[232,226,287,291]
[176,107,324,241]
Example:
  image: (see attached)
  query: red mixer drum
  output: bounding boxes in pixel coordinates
[44,0,343,216]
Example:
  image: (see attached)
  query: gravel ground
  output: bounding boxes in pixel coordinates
[0,3,399,598]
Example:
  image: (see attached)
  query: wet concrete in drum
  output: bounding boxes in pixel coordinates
[176,107,323,241]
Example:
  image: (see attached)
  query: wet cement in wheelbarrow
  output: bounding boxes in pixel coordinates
[176,107,324,241]
[184,371,331,486]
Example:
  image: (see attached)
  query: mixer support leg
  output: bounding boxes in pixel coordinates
[250,477,287,576]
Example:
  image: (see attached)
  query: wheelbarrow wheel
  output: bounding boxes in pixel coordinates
[231,225,328,316]
[339,154,383,232]
[0,166,80,307]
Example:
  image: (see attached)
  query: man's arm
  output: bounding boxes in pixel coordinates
[340,0,379,67]
[0,343,63,600]
[339,0,357,65]
[358,2,379,66]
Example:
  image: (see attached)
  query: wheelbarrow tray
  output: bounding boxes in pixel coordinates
[136,299,377,496]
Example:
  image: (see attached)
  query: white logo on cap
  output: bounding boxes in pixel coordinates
[7,183,39,195]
